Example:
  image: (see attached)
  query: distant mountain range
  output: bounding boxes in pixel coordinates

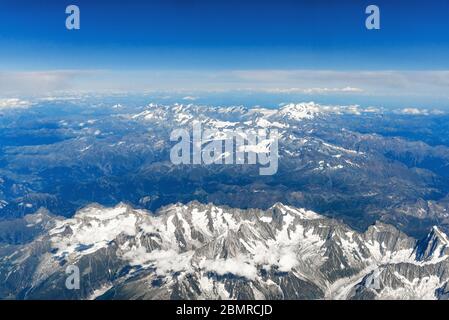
[1,101,449,237]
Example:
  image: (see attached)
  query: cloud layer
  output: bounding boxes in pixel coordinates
[1,69,449,107]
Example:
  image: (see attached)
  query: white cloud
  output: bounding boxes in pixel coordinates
[395,108,446,116]
[200,256,258,280]
[0,70,102,96]
[400,108,426,115]
[266,86,363,94]
[182,96,199,101]
[123,248,194,277]
[230,70,449,98]
[0,98,33,109]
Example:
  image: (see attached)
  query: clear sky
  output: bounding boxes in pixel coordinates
[1,0,449,107]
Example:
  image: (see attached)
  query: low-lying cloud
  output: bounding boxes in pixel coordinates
[0,98,34,109]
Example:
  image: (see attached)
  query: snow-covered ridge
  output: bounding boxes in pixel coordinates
[47,201,324,261]
[50,203,141,257]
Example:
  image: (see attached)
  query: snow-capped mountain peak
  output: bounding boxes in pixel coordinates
[278,102,322,121]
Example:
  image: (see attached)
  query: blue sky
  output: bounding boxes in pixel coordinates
[1,0,449,107]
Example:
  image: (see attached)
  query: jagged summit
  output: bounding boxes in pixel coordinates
[415,226,449,263]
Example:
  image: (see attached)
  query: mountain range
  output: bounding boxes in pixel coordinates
[1,201,449,300]
[1,99,449,299]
